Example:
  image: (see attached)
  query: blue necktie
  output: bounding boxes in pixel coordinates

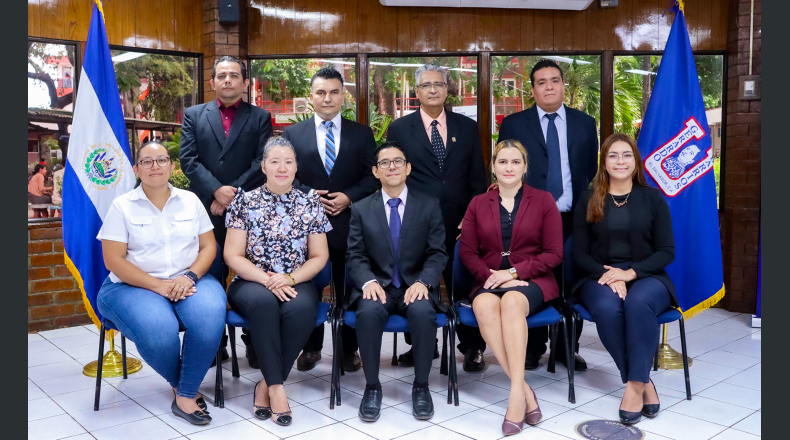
[323,120,336,175]
[387,198,403,288]
[430,120,446,172]
[545,113,563,201]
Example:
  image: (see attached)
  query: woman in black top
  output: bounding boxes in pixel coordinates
[572,133,675,425]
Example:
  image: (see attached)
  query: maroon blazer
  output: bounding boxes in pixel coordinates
[459,184,563,302]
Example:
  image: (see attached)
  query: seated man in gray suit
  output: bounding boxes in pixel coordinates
[347,142,448,422]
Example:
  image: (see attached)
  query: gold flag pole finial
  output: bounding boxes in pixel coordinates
[676,0,685,13]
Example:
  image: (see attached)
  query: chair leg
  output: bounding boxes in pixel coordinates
[440,326,448,376]
[678,317,692,400]
[391,333,398,366]
[547,322,558,374]
[566,314,576,404]
[121,334,128,379]
[329,316,337,409]
[228,325,240,378]
[94,323,106,411]
[215,345,224,408]
[654,341,660,371]
[450,318,459,406]
[334,311,343,406]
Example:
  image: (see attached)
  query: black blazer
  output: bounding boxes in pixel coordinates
[498,104,598,213]
[571,185,677,305]
[282,116,380,250]
[386,110,487,248]
[346,188,448,310]
[179,100,273,209]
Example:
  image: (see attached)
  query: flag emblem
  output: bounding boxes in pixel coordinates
[83,143,126,189]
[644,117,713,197]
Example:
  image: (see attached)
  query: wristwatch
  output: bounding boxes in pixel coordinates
[183,271,199,285]
[509,267,518,279]
[416,279,432,290]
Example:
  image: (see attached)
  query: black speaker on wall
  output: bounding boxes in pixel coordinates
[218,0,240,25]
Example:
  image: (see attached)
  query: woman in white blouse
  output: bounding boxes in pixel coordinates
[96,142,226,426]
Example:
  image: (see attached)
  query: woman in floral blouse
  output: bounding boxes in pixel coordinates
[224,137,331,427]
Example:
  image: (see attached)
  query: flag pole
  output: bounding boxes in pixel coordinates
[656,323,692,370]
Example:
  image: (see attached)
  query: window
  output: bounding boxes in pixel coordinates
[613,54,724,205]
[28,41,77,111]
[368,55,478,144]
[249,57,357,134]
[491,55,601,147]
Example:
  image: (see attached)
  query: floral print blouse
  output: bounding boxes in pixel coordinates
[225,185,332,274]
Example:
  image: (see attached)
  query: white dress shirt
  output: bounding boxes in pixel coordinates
[97,184,214,283]
[314,112,343,164]
[362,186,408,290]
[537,104,573,212]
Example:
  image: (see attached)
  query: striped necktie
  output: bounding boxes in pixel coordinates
[323,120,336,175]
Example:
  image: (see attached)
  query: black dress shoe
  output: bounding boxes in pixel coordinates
[642,378,660,418]
[296,351,322,371]
[556,352,588,372]
[358,389,383,422]
[342,352,362,372]
[524,353,542,371]
[463,348,485,372]
[397,340,440,367]
[411,387,434,420]
[619,409,642,425]
[252,381,272,420]
[171,399,211,425]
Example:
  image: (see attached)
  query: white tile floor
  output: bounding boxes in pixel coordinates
[28,308,760,440]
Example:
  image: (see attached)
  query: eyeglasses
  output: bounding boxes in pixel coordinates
[606,153,635,162]
[416,82,447,91]
[137,157,171,168]
[377,158,407,169]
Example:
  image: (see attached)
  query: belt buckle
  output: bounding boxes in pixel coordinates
[501,251,511,257]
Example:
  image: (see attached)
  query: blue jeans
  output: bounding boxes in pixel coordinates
[97,275,227,398]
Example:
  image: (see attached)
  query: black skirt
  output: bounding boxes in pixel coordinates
[473,281,546,317]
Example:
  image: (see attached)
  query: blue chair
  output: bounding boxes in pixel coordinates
[330,267,459,407]
[562,237,692,400]
[217,260,334,408]
[451,240,576,403]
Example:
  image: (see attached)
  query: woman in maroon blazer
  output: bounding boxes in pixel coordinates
[460,140,563,435]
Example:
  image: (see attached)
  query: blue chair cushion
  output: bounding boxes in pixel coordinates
[344,310,447,331]
[316,302,330,326]
[657,308,682,325]
[455,301,561,328]
[573,303,593,322]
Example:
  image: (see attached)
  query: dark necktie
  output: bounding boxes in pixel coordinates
[323,120,336,175]
[545,113,563,201]
[387,198,403,288]
[430,120,446,172]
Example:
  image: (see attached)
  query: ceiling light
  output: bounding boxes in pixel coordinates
[625,69,657,75]
[542,56,592,65]
[315,59,355,65]
[111,52,147,63]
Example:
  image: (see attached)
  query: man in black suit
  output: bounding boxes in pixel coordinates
[386,64,488,372]
[498,59,599,372]
[348,142,448,422]
[282,67,379,373]
[180,55,272,367]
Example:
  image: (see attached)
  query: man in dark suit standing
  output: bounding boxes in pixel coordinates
[348,142,448,422]
[180,55,272,366]
[282,67,379,373]
[386,64,488,372]
[498,59,599,372]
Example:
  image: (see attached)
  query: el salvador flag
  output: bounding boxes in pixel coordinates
[63,1,135,328]
[636,1,725,319]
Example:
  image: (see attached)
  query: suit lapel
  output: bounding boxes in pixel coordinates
[564,104,576,154]
[373,192,395,257]
[445,112,459,158]
[331,118,352,177]
[525,106,547,152]
[398,190,418,251]
[409,111,436,155]
[488,190,505,253]
[206,100,225,146]
[510,186,533,246]
[222,101,250,156]
[304,116,325,173]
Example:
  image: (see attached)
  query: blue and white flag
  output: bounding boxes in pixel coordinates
[637,1,724,319]
[63,0,135,328]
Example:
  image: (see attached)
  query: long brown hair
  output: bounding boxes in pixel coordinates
[587,133,648,223]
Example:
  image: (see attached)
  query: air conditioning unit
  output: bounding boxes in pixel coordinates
[293,98,310,113]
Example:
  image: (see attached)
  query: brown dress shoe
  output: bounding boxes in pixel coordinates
[342,352,362,371]
[296,351,321,371]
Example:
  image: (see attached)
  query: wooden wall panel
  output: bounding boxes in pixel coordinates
[28,0,203,53]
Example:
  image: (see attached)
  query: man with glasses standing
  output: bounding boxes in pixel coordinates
[180,56,273,367]
[386,64,488,372]
[498,59,599,372]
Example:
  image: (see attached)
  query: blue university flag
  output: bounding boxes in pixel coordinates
[63,1,135,328]
[637,1,725,319]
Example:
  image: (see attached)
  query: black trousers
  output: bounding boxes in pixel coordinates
[227,279,319,386]
[302,247,359,355]
[355,285,437,386]
[579,277,671,383]
[527,211,583,358]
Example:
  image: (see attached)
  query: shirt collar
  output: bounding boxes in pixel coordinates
[382,185,408,206]
[536,103,566,122]
[129,183,179,202]
[315,112,343,130]
[216,98,242,109]
[419,106,447,131]
[262,183,297,201]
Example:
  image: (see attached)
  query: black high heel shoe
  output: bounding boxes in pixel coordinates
[173,390,208,413]
[619,408,642,425]
[253,381,272,420]
[171,399,212,425]
[641,378,660,418]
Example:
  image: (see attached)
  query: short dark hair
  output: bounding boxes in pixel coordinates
[311,66,344,88]
[530,59,564,85]
[33,163,47,174]
[376,141,408,163]
[212,56,247,81]
[138,141,166,157]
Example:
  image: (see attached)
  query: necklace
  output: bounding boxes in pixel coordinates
[611,192,631,208]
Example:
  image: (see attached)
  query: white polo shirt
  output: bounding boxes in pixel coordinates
[97,184,214,283]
